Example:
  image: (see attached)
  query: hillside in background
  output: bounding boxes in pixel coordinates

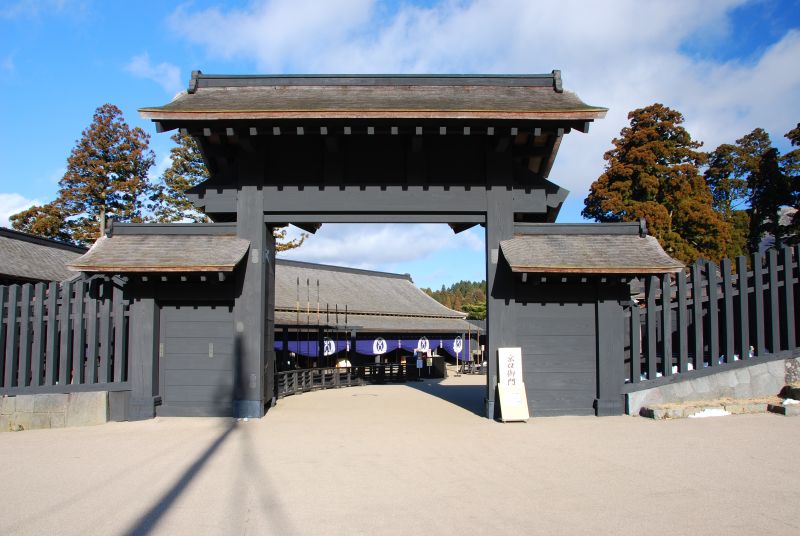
[422,280,486,319]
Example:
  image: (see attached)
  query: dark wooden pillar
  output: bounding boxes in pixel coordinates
[595,283,627,415]
[234,155,273,418]
[485,185,515,419]
[128,285,159,420]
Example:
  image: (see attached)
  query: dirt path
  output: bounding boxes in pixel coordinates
[1,375,797,535]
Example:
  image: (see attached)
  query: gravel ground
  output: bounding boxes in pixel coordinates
[1,374,798,536]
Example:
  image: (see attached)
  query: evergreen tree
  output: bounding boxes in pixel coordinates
[422,280,486,319]
[11,104,155,246]
[783,124,800,242]
[750,147,791,251]
[151,132,210,223]
[583,104,729,264]
[704,129,775,258]
[9,202,71,243]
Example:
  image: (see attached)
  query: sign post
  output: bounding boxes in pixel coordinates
[497,347,529,421]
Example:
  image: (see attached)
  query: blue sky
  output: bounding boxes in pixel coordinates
[1,0,799,290]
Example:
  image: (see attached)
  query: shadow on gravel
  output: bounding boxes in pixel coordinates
[124,421,236,536]
[405,379,485,417]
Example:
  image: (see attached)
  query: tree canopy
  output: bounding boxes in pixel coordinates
[151,132,210,223]
[705,125,798,254]
[11,106,306,252]
[582,103,729,264]
[422,280,486,320]
[12,104,155,245]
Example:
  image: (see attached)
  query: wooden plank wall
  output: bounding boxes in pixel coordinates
[625,246,799,385]
[0,280,130,395]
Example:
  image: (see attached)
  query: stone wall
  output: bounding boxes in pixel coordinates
[626,357,799,415]
[0,392,109,432]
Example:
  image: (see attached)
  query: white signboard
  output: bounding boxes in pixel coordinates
[497,347,529,421]
[453,336,463,354]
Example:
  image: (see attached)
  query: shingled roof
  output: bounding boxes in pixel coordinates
[0,228,86,283]
[274,259,473,333]
[68,233,250,272]
[501,223,684,274]
[140,72,607,122]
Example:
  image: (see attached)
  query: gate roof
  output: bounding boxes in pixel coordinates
[140,71,607,123]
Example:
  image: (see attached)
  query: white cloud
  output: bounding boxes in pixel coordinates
[126,52,182,95]
[167,0,800,284]
[0,193,39,228]
[277,223,482,270]
[0,0,76,19]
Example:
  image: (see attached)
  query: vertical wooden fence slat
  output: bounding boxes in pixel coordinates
[692,262,704,369]
[677,270,688,372]
[707,262,720,367]
[4,285,20,388]
[782,246,795,351]
[736,256,750,361]
[72,280,85,384]
[631,299,641,382]
[44,282,58,386]
[85,290,98,384]
[752,252,766,356]
[721,258,735,362]
[58,281,73,385]
[768,249,780,353]
[646,275,658,380]
[661,274,672,376]
[98,281,112,383]
[112,284,126,383]
[30,282,46,386]
[0,286,7,387]
[18,284,32,387]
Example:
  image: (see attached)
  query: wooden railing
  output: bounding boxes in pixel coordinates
[624,246,799,390]
[276,364,411,398]
[0,280,130,395]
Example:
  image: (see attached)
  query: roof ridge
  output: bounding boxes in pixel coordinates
[0,227,87,253]
[275,258,411,281]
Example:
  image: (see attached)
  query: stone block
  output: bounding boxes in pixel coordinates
[731,383,754,399]
[693,377,711,395]
[672,380,694,399]
[724,403,763,414]
[0,415,10,432]
[30,413,50,429]
[15,395,34,414]
[665,408,684,419]
[768,404,800,416]
[1,396,15,415]
[734,368,750,385]
[785,358,800,384]
[639,407,667,419]
[33,393,68,414]
[66,392,108,427]
[50,413,65,428]
[751,372,782,397]
[782,385,800,399]
[13,413,32,431]
[743,403,768,413]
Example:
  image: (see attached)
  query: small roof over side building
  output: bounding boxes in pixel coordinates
[0,228,86,283]
[501,223,683,274]
[68,225,249,273]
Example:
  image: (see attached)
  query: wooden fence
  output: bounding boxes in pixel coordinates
[0,279,130,395]
[277,364,411,398]
[624,246,799,389]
